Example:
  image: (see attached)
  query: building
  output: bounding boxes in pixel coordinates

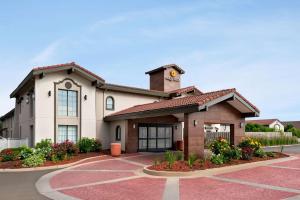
[0,109,15,138]
[1,62,259,158]
[282,121,300,129]
[246,119,284,131]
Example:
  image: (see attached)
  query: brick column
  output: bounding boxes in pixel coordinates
[184,113,204,160]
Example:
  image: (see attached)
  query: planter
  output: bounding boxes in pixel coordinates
[176,140,183,151]
[111,143,121,157]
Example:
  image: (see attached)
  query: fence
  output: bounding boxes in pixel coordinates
[245,132,293,138]
[0,137,28,151]
[205,132,230,147]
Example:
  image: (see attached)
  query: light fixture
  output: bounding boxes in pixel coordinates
[84,95,87,101]
[133,124,136,129]
[240,122,244,128]
[48,91,51,97]
[194,120,198,127]
[25,97,29,104]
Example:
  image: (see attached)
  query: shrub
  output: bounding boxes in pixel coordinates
[19,146,34,160]
[285,124,300,138]
[77,138,102,153]
[187,154,198,167]
[241,147,254,160]
[210,137,231,155]
[51,140,79,161]
[246,123,275,132]
[0,148,20,162]
[211,154,225,165]
[36,139,52,149]
[229,146,242,160]
[238,137,261,151]
[254,148,267,158]
[164,151,176,168]
[22,153,45,167]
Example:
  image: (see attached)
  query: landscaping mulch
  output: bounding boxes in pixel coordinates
[148,152,288,172]
[0,152,106,169]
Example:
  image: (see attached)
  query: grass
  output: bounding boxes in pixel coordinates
[250,136,298,146]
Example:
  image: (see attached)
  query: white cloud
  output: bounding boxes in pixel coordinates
[30,40,62,65]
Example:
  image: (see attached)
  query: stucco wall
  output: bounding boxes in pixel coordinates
[109,120,127,151]
[35,72,97,143]
[269,121,284,131]
[96,89,160,149]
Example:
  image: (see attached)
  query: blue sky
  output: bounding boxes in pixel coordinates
[1,0,300,120]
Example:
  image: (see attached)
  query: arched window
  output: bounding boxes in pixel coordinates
[106,96,115,110]
[115,126,121,141]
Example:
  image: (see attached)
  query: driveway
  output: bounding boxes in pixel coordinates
[36,151,300,200]
[0,169,54,200]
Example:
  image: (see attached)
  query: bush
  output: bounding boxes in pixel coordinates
[238,137,261,151]
[19,146,34,160]
[241,147,254,160]
[164,151,176,168]
[51,140,79,161]
[36,139,52,149]
[187,154,198,168]
[229,146,242,160]
[210,137,231,155]
[285,124,300,138]
[0,148,20,162]
[211,154,225,165]
[246,123,275,132]
[77,138,102,153]
[22,153,45,167]
[254,148,267,158]
[35,139,53,160]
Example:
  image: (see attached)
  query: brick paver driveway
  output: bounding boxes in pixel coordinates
[36,153,300,200]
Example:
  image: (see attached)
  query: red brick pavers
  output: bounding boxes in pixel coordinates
[123,154,164,165]
[72,159,142,171]
[218,166,300,190]
[180,177,295,200]
[50,171,135,189]
[271,158,300,168]
[60,177,166,200]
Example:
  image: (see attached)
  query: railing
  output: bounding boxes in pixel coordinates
[205,132,230,147]
[0,137,28,151]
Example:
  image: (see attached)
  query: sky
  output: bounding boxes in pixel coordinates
[0,0,300,120]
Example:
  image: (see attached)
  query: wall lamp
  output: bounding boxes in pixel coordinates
[133,124,136,129]
[240,122,245,128]
[48,91,51,97]
[194,120,198,127]
[84,95,87,101]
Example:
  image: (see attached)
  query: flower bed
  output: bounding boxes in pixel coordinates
[148,152,287,172]
[148,137,289,172]
[0,137,103,169]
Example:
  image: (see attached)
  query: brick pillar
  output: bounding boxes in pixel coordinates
[184,113,204,160]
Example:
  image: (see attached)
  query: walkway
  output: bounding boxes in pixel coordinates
[37,153,300,200]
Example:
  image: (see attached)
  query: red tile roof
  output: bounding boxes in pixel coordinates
[33,62,105,82]
[169,86,203,95]
[108,88,241,117]
[246,119,280,125]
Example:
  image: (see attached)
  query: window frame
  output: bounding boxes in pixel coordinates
[57,125,78,143]
[106,96,115,111]
[57,89,78,117]
[115,125,121,141]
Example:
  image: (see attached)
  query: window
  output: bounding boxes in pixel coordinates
[57,125,78,143]
[106,96,115,110]
[115,126,121,141]
[58,89,78,116]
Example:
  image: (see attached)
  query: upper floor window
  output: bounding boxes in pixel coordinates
[58,89,78,116]
[106,96,115,110]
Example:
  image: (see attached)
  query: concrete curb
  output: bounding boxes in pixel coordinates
[0,155,108,173]
[143,156,298,177]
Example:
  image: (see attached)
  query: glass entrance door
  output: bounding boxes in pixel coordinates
[138,124,173,152]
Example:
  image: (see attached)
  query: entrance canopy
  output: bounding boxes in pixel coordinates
[104,88,260,121]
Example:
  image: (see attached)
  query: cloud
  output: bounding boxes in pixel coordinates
[30,40,62,64]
